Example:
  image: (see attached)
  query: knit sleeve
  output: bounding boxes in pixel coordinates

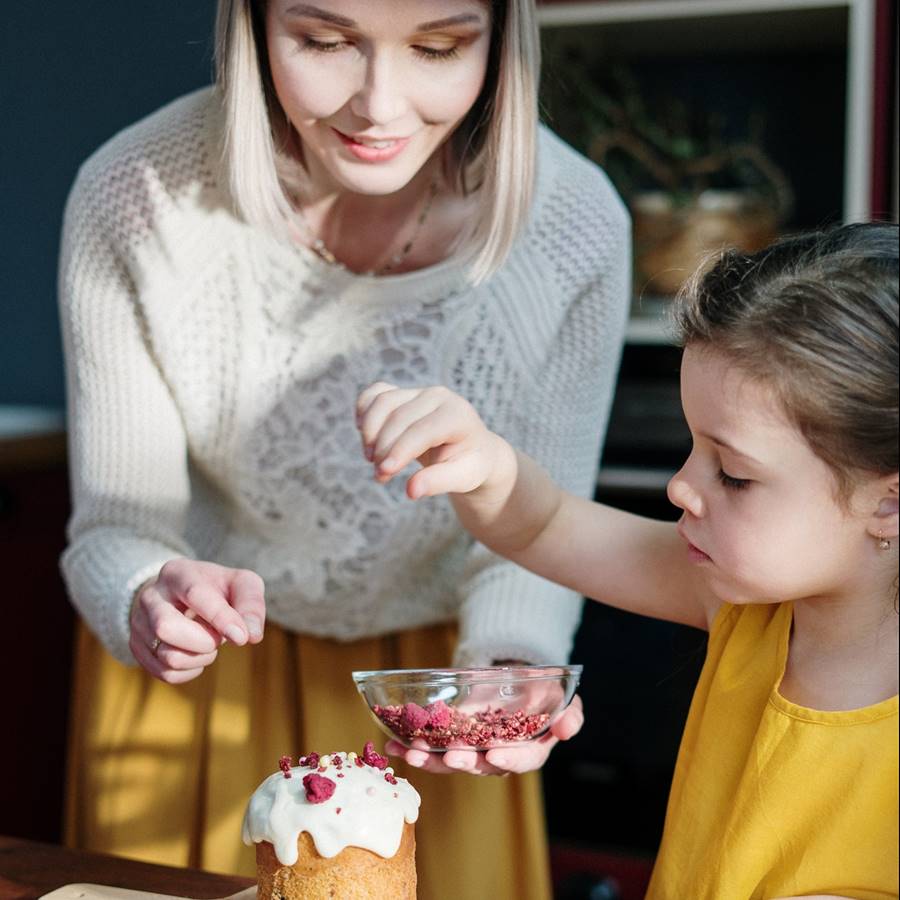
[453,140,632,666]
[57,157,195,666]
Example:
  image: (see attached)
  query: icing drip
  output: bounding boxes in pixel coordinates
[242,751,420,864]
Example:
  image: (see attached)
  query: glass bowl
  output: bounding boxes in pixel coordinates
[351,664,582,752]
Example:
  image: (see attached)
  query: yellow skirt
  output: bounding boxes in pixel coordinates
[65,620,553,900]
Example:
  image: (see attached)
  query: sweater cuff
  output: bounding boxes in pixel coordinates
[454,560,584,667]
[61,531,183,666]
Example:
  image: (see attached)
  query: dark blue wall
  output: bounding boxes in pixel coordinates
[1,3,217,406]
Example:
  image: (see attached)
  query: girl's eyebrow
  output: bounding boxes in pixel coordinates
[705,433,762,465]
[284,5,485,32]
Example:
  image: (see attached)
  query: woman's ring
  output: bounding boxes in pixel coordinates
[150,637,162,657]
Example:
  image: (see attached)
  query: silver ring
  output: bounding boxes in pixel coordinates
[150,637,162,657]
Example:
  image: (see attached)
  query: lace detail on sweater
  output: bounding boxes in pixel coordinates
[59,88,631,665]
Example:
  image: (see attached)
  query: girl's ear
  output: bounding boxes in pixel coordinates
[865,473,899,541]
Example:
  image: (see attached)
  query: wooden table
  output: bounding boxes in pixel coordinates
[0,838,254,900]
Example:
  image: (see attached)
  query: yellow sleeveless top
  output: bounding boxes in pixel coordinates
[646,602,898,899]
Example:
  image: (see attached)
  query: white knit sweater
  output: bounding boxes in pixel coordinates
[58,87,631,668]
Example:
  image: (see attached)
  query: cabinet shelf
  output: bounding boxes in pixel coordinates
[538,0,878,222]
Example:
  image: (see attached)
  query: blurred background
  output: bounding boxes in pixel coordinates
[1,1,897,897]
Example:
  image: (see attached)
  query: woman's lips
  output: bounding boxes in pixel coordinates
[333,129,411,163]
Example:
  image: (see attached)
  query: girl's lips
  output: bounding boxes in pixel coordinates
[686,542,712,564]
[333,129,411,163]
[678,524,712,563]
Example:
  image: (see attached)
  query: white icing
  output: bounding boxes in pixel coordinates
[242,752,421,865]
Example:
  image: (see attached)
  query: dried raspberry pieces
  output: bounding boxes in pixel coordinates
[362,740,388,769]
[302,772,336,804]
[372,703,550,749]
[277,744,402,806]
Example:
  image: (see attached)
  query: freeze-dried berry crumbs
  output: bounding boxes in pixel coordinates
[278,756,292,778]
[302,773,336,804]
[336,808,342,815]
[332,754,343,768]
[384,772,398,785]
[318,765,327,772]
[426,700,452,729]
[354,756,364,767]
[299,752,320,769]
[337,773,345,778]
[372,704,551,749]
[400,703,430,731]
[362,741,388,770]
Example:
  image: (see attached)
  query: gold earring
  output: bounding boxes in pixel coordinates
[877,531,892,550]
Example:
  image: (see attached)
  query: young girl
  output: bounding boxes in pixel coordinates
[357,222,899,898]
[58,0,628,891]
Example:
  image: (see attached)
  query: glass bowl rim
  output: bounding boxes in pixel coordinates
[351,663,583,689]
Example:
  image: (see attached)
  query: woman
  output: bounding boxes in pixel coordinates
[59,1,630,896]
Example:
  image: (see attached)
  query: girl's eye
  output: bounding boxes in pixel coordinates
[717,469,751,491]
[302,37,350,53]
[413,45,461,61]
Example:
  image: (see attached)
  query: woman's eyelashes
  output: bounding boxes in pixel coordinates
[301,36,349,53]
[412,44,461,61]
[717,469,752,491]
[299,35,463,62]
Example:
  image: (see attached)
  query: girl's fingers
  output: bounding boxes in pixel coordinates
[357,385,420,447]
[405,452,486,499]
[355,381,399,421]
[369,391,449,466]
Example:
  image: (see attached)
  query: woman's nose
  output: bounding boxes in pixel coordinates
[667,466,704,518]
[350,55,407,125]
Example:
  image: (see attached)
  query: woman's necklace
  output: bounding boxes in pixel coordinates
[297,178,439,276]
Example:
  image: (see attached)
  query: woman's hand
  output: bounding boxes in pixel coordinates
[129,558,266,683]
[385,694,584,776]
[355,382,505,500]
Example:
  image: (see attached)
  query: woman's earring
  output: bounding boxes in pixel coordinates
[877,531,892,550]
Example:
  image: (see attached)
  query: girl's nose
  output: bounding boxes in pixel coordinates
[667,465,704,518]
[350,55,407,125]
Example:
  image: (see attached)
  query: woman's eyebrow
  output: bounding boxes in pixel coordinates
[416,13,485,31]
[285,4,356,27]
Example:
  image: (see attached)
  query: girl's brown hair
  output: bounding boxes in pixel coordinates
[674,222,899,503]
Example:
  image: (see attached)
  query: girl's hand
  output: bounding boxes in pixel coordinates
[355,382,502,500]
[385,694,585,776]
[129,558,266,683]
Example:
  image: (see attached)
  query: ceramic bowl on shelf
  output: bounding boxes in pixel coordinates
[351,664,582,752]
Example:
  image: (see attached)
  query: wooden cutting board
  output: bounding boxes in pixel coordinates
[39,885,257,900]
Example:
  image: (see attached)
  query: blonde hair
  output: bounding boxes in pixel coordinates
[214,0,539,284]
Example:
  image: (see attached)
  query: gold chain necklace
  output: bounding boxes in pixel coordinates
[297,179,439,276]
